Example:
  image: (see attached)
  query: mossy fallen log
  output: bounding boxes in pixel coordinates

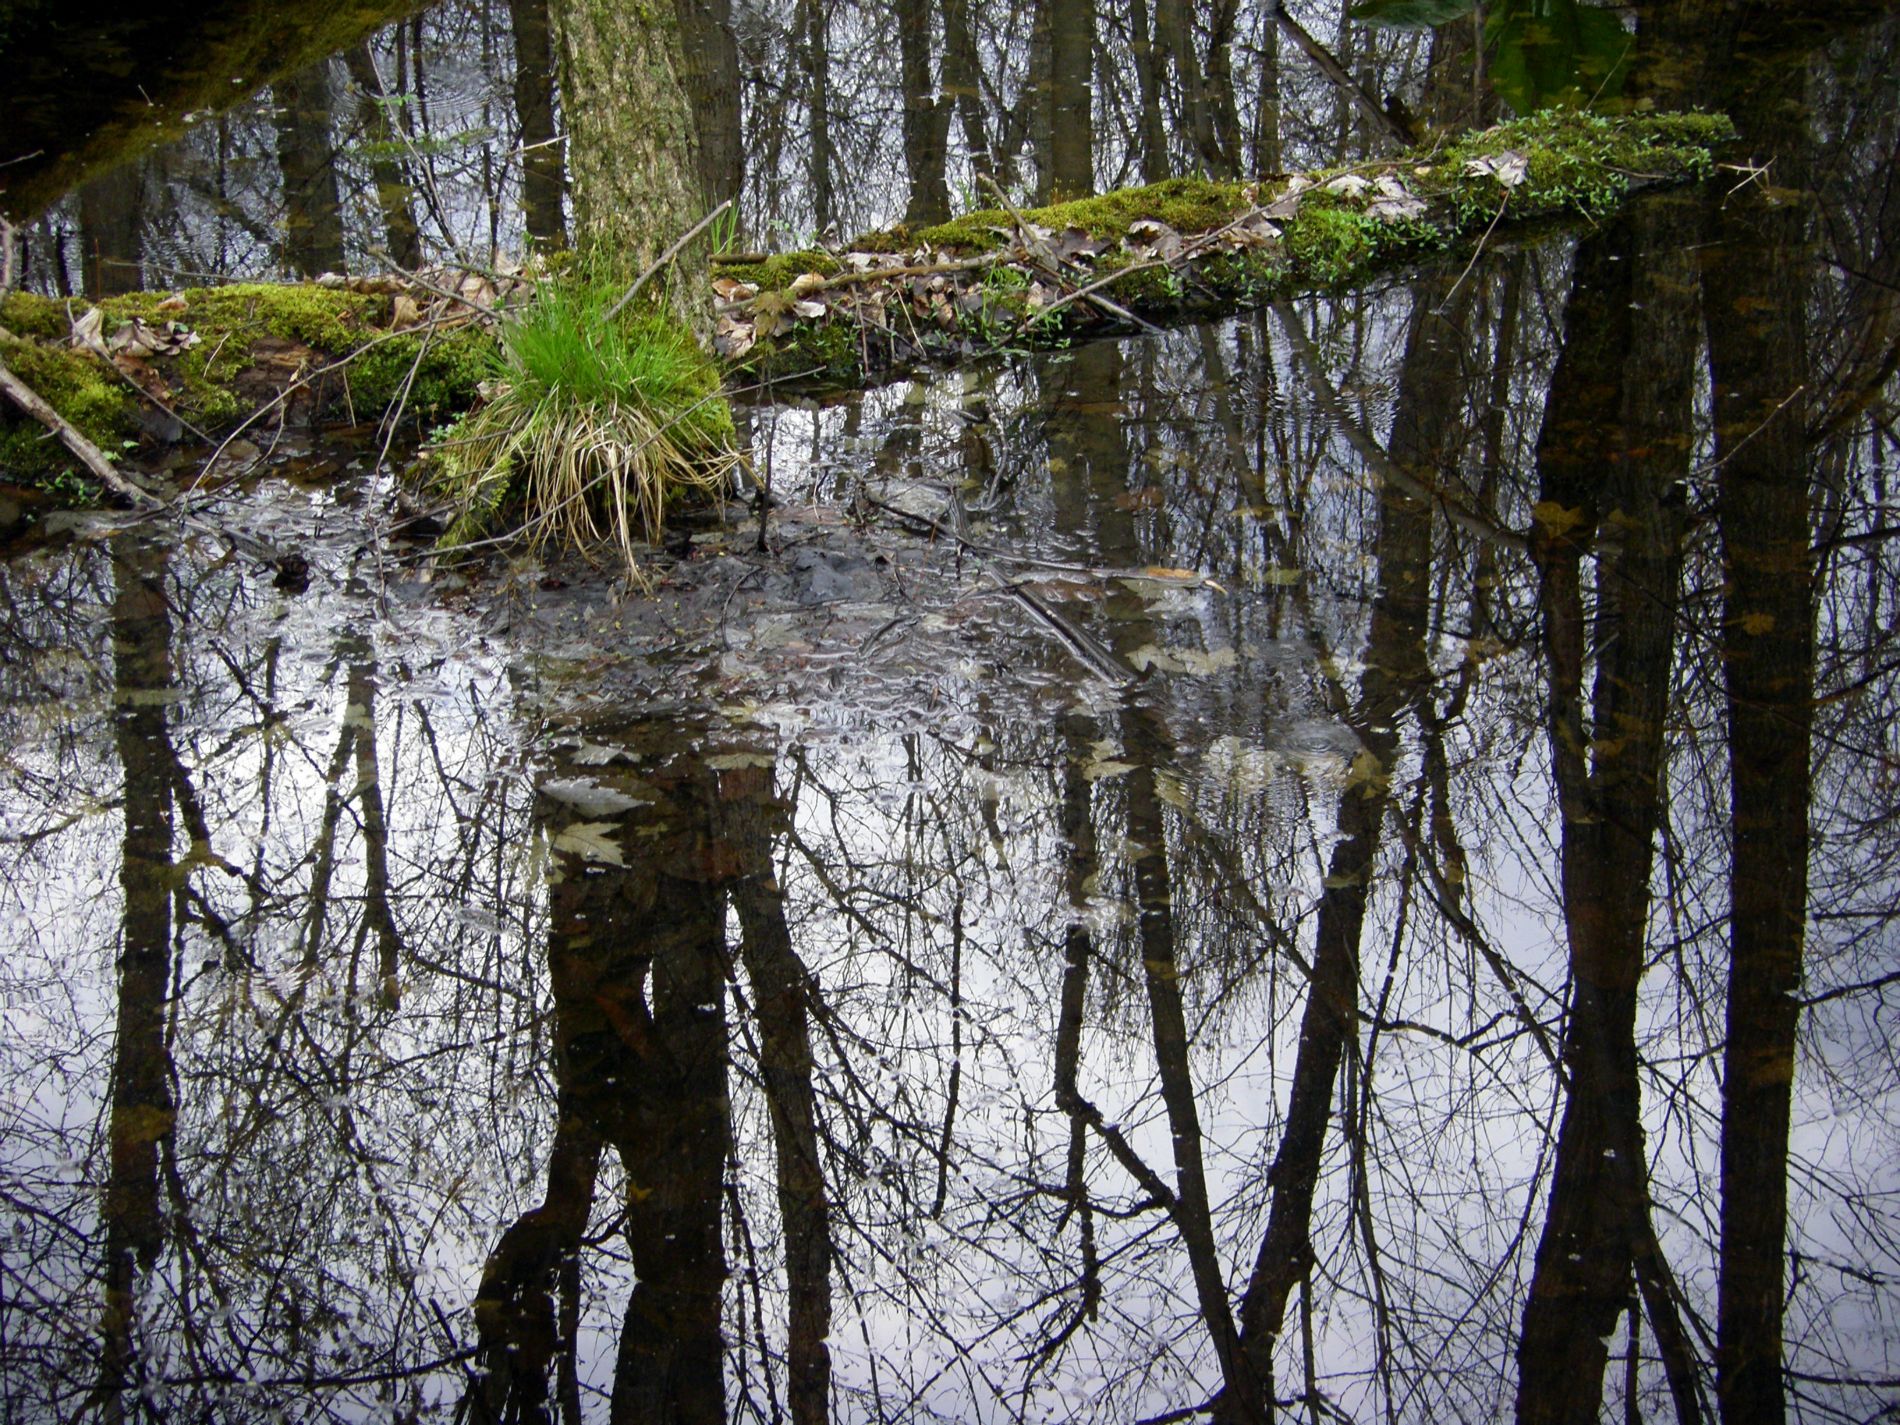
[0,278,495,490]
[719,109,1736,385]
[0,108,1733,513]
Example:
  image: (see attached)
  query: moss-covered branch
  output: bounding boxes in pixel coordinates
[719,109,1735,384]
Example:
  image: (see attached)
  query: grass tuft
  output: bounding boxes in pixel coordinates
[432,276,743,581]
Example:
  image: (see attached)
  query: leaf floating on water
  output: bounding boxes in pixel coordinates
[1138,566,1203,582]
[706,750,777,771]
[1344,748,1391,795]
[1084,757,1137,781]
[1531,500,1588,538]
[1737,612,1777,635]
[1259,566,1302,586]
[552,821,625,866]
[1155,770,1192,809]
[542,777,648,816]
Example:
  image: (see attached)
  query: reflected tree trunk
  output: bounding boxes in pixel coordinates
[474,749,732,1425]
[343,44,422,270]
[898,0,952,223]
[1705,40,1815,1425]
[1225,279,1452,1420]
[77,162,145,297]
[1514,194,1704,1425]
[508,0,567,248]
[1124,697,1268,1421]
[347,658,403,1008]
[1046,0,1094,200]
[718,764,834,1425]
[93,539,179,1421]
[272,60,347,278]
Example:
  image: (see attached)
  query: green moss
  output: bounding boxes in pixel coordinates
[0,331,137,479]
[716,251,842,290]
[111,282,381,353]
[0,292,71,342]
[1429,108,1737,226]
[346,325,493,420]
[909,177,1250,253]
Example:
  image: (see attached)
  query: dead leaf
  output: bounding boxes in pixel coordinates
[390,294,422,330]
[1531,501,1589,539]
[551,821,625,866]
[1367,175,1427,222]
[712,276,759,302]
[788,271,828,298]
[1737,611,1777,635]
[1464,150,1529,188]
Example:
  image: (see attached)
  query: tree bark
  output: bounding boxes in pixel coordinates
[549,0,709,325]
[1046,0,1095,200]
[898,0,952,223]
[343,43,423,271]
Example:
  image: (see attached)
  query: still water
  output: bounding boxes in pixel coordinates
[2,2,1898,1423]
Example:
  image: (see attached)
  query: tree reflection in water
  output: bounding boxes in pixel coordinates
[1,5,1899,1420]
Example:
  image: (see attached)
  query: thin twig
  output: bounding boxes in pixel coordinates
[604,199,735,323]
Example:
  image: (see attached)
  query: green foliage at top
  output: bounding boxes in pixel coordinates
[431,275,741,578]
[1348,0,1631,114]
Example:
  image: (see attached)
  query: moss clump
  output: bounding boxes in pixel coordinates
[0,330,138,479]
[0,280,494,465]
[715,251,843,290]
[348,325,495,422]
[903,177,1251,254]
[0,292,72,342]
[1430,108,1736,226]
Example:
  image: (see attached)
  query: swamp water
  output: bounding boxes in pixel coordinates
[2,4,1899,1423]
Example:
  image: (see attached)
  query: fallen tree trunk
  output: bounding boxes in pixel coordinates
[717,109,1734,386]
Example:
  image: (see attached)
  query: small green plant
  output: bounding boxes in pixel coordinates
[431,275,744,580]
[35,466,100,507]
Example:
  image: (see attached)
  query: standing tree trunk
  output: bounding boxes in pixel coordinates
[508,0,568,248]
[549,0,709,327]
[796,0,836,234]
[343,43,423,270]
[674,0,742,212]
